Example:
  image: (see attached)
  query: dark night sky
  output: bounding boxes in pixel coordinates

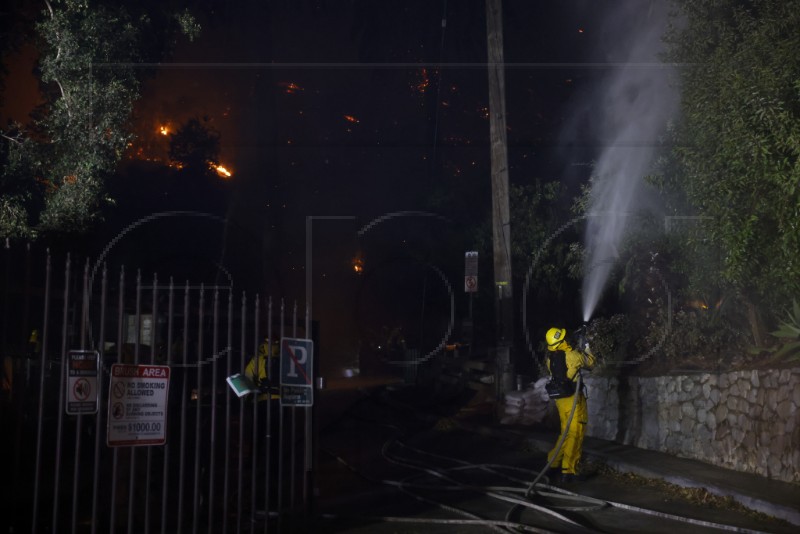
[124,0,621,262]
[2,0,673,372]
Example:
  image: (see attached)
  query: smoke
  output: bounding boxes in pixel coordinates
[561,1,679,322]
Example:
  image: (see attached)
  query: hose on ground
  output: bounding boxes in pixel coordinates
[320,382,770,534]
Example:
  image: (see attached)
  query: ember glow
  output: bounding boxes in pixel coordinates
[412,68,431,94]
[343,115,359,123]
[278,82,303,94]
[213,164,232,178]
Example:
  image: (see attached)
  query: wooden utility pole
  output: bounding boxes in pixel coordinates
[486,0,515,399]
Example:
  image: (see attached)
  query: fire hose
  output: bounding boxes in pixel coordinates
[525,372,585,495]
[503,372,767,533]
[319,383,769,534]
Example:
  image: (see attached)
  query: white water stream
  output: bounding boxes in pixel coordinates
[570,1,679,322]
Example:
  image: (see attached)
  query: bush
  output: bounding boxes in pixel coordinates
[585,314,631,374]
[758,300,800,364]
[638,302,748,371]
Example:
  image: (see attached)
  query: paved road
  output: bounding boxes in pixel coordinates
[304,385,795,534]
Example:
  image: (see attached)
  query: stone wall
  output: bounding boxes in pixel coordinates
[584,368,800,484]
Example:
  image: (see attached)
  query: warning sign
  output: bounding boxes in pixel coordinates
[464,275,477,292]
[66,350,99,415]
[107,364,170,447]
[464,251,478,293]
[280,337,314,407]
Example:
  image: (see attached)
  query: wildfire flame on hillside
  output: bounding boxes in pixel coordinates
[412,68,431,93]
[213,164,232,178]
[278,82,303,94]
[127,121,234,180]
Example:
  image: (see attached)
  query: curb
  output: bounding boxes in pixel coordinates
[530,433,800,528]
[456,420,800,528]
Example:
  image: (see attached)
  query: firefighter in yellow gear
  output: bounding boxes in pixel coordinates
[244,338,280,400]
[544,327,595,482]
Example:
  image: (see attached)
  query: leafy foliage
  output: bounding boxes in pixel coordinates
[761,300,800,362]
[0,0,200,239]
[662,0,800,324]
[640,298,749,369]
[585,313,630,373]
[174,8,201,41]
[466,180,582,307]
[508,181,581,300]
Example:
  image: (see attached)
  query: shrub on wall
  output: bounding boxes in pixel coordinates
[586,314,630,374]
[639,304,748,370]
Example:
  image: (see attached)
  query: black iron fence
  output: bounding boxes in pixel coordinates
[1,244,307,533]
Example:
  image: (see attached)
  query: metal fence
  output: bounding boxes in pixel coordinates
[1,246,308,533]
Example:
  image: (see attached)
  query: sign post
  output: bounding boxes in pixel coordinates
[66,350,99,415]
[464,252,479,352]
[280,337,314,407]
[107,364,170,447]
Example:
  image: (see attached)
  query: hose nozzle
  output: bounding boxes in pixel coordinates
[573,323,591,352]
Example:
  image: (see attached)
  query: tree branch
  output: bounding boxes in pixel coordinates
[1,131,23,146]
[43,0,71,118]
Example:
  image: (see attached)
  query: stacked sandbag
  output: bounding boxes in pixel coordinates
[500,377,551,425]
[501,389,526,423]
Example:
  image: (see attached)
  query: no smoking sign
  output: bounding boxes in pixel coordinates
[73,378,91,401]
[107,364,170,447]
[66,350,99,415]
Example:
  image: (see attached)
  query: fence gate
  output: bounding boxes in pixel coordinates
[1,247,310,533]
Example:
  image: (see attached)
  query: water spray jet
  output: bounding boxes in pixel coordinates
[570,1,677,325]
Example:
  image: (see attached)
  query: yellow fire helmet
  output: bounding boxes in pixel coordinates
[258,339,279,358]
[545,327,567,351]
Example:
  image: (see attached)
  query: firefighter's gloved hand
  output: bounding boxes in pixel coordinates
[576,333,589,352]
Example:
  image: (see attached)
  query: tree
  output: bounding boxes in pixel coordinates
[662,0,800,345]
[168,117,221,174]
[508,181,580,304]
[0,0,199,239]
[469,180,583,356]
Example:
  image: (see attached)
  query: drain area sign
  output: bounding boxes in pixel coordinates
[107,364,170,447]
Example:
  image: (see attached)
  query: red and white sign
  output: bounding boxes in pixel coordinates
[66,350,99,415]
[464,275,477,292]
[464,251,478,293]
[107,364,170,447]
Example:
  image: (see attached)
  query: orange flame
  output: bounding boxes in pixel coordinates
[159,125,169,136]
[279,82,304,94]
[343,115,359,123]
[413,68,431,93]
[686,299,709,311]
[214,165,232,178]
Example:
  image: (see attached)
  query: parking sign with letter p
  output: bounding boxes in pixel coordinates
[280,337,314,406]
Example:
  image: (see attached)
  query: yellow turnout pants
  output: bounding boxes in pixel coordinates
[547,394,588,475]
